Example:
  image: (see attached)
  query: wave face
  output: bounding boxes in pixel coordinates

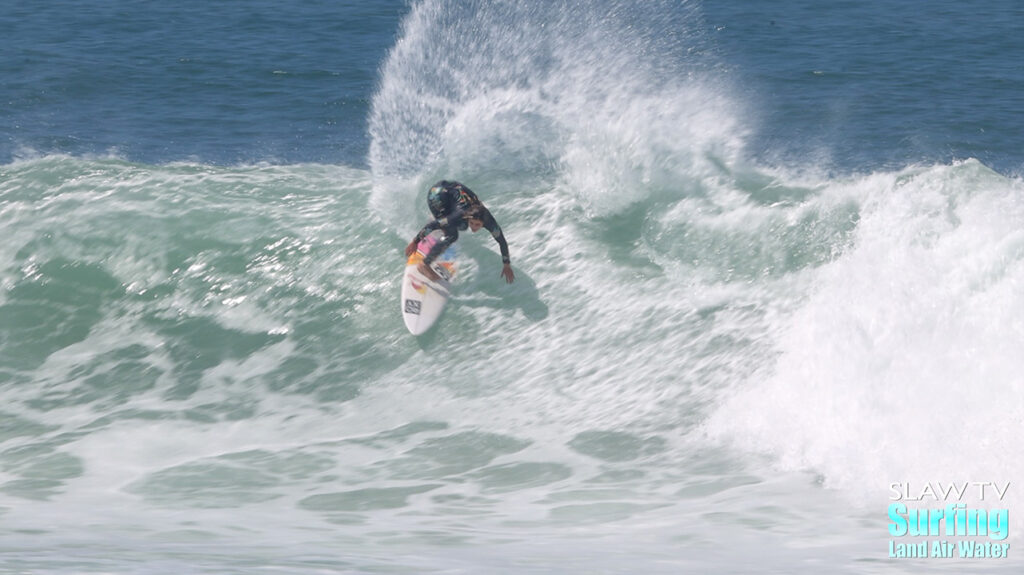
[2,0,1023,573]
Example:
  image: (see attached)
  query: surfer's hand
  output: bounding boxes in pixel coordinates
[404,239,418,257]
[501,263,515,284]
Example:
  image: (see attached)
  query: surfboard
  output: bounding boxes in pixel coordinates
[401,231,457,335]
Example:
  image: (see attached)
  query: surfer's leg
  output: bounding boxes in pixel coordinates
[418,229,457,281]
[423,229,457,266]
[417,261,441,281]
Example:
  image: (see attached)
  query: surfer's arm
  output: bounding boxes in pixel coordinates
[495,232,513,283]
[482,214,514,283]
[406,219,441,256]
[412,207,466,242]
[482,213,511,264]
[493,229,511,264]
[416,220,441,240]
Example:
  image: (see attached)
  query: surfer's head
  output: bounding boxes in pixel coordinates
[427,183,451,219]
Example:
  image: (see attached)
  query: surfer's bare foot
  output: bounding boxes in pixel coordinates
[418,262,440,281]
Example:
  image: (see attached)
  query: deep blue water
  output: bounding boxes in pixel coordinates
[2,1,407,165]
[3,1,1022,172]
[707,2,1024,173]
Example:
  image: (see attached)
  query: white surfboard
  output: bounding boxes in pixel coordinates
[401,232,457,335]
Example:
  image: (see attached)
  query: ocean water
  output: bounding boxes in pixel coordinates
[2,1,1023,573]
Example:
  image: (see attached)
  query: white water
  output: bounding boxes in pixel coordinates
[3,0,1024,571]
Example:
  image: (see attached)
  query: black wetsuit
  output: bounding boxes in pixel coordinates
[413,180,511,267]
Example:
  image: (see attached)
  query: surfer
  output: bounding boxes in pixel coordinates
[404,180,515,284]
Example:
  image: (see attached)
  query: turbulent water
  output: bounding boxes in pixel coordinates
[2,1,1023,573]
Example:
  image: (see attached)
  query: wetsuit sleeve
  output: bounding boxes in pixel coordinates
[481,209,511,264]
[414,219,441,242]
[418,205,466,241]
